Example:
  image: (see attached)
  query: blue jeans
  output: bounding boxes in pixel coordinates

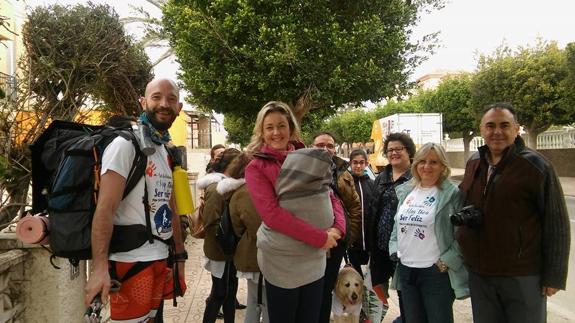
[398,262,455,323]
[265,277,324,323]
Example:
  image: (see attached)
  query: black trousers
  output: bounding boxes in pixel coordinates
[468,270,546,323]
[265,277,324,323]
[318,241,346,323]
[203,260,239,323]
[347,246,369,277]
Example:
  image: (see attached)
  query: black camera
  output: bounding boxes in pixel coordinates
[450,205,483,228]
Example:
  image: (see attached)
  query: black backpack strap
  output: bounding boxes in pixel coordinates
[143,179,154,244]
[164,144,181,170]
[109,260,154,283]
[124,151,147,199]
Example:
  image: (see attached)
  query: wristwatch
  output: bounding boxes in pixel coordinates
[174,250,188,260]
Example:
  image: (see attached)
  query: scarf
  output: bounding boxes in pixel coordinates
[139,112,172,144]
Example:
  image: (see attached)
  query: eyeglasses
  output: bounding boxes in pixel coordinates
[351,160,366,166]
[385,147,405,154]
[314,143,335,150]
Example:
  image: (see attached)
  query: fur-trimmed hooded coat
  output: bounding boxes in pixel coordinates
[197,172,229,261]
[216,177,262,273]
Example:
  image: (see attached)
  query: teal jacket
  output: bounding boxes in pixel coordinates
[389,179,469,300]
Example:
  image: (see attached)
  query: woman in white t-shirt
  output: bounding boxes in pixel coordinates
[389,143,469,323]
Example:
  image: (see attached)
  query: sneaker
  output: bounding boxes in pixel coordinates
[235,301,247,310]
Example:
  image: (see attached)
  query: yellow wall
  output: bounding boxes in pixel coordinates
[0,0,25,76]
[169,111,188,147]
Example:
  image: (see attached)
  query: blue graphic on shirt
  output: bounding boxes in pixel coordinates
[154,204,173,234]
[414,228,425,240]
[423,196,436,207]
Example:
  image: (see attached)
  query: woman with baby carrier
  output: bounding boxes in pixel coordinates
[245,101,345,323]
[388,143,469,323]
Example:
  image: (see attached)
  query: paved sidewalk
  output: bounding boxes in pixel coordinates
[166,238,572,323]
[162,238,248,322]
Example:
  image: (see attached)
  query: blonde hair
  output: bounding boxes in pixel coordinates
[246,101,301,154]
[411,142,451,187]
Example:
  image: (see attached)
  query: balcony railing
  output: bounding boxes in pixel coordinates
[443,129,575,151]
[0,72,17,102]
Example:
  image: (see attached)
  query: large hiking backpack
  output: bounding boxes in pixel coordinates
[30,119,168,265]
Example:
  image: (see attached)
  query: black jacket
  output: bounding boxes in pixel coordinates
[351,172,375,250]
[458,137,570,289]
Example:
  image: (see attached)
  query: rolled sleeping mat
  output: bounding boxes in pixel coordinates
[16,214,50,245]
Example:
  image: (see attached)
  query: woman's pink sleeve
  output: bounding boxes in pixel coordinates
[330,191,346,237]
[245,161,327,248]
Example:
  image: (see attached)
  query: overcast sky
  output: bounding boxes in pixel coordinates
[25,0,575,84]
[412,0,575,77]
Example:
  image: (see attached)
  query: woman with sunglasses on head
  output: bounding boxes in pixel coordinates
[369,133,416,322]
[388,143,468,323]
[244,101,345,323]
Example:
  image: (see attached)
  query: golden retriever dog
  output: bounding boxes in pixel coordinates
[332,266,364,323]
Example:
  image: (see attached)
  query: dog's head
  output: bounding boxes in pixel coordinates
[334,266,364,307]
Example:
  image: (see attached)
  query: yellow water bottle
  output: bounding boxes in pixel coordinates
[173,166,195,215]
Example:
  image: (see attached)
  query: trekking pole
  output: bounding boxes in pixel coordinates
[84,281,120,323]
[84,294,103,323]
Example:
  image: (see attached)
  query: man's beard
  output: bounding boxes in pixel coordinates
[145,109,175,131]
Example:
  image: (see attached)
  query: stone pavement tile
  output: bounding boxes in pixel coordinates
[162,238,247,323]
[380,292,472,323]
[167,233,571,323]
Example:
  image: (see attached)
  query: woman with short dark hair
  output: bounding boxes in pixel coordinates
[369,132,416,322]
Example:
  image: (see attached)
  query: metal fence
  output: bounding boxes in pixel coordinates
[443,129,575,151]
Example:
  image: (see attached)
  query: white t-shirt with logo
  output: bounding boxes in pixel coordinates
[101,136,172,262]
[396,185,440,268]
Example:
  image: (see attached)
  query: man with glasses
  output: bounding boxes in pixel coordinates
[311,132,362,323]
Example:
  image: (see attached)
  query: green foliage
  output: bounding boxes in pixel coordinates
[561,42,575,119]
[470,40,573,143]
[163,0,443,120]
[323,109,375,145]
[23,3,153,119]
[0,3,153,213]
[223,113,254,147]
[301,108,335,144]
[423,74,476,135]
[373,94,426,119]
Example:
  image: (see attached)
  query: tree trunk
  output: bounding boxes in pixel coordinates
[462,130,475,162]
[291,86,315,125]
[524,123,550,150]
